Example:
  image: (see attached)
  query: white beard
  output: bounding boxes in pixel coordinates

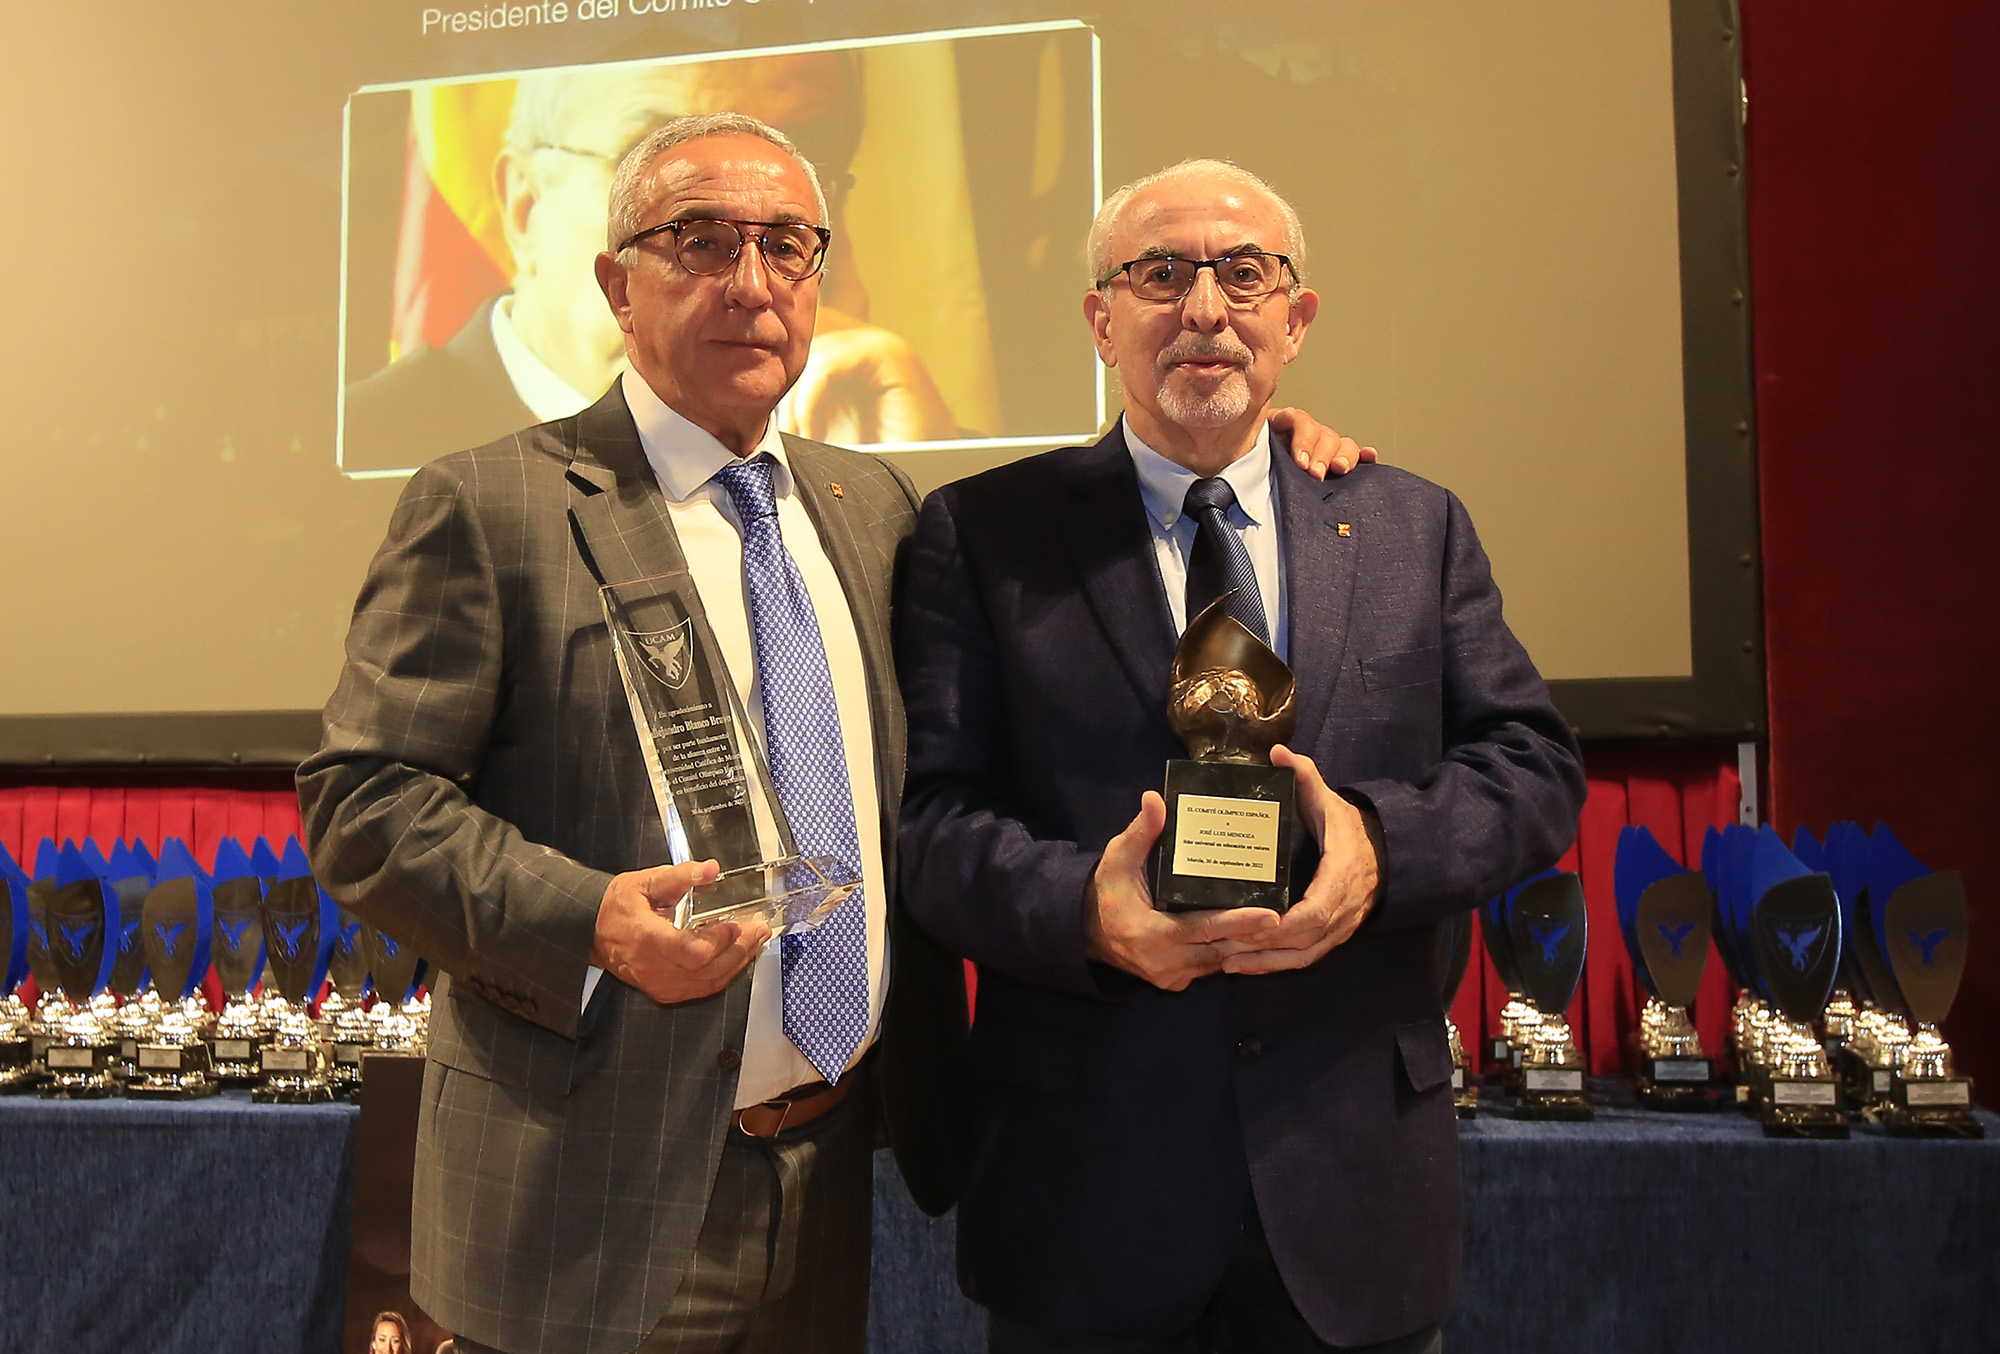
[1156,366,1251,429]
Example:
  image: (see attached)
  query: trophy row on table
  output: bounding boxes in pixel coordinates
[0,834,430,1103]
[1440,822,1976,1139]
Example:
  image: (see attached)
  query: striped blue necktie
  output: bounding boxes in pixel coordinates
[711,454,868,1084]
[1183,476,1270,643]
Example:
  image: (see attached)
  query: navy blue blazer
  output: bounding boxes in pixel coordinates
[895,425,1585,1345]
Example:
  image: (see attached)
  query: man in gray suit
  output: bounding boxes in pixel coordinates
[300,113,967,1354]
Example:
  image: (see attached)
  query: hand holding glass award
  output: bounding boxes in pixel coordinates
[1151,599,1298,913]
[603,571,858,934]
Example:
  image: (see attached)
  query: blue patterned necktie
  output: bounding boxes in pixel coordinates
[711,453,869,1085]
[1182,476,1270,644]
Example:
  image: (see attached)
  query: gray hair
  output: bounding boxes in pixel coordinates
[1085,158,1308,291]
[605,112,828,262]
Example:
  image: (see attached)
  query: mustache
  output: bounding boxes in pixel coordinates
[1158,334,1253,368]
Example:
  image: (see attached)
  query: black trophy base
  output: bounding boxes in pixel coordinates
[1880,1075,1981,1138]
[1514,1067,1593,1120]
[1759,1079,1849,1138]
[40,1076,118,1100]
[1638,1056,1719,1112]
[1153,760,1295,913]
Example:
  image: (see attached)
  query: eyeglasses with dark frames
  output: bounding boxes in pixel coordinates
[1097,251,1296,304]
[616,217,832,282]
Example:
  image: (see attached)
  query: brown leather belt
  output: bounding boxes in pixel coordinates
[731,1077,850,1138]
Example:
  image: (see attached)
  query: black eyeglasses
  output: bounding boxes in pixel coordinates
[617,217,832,282]
[1097,251,1296,304]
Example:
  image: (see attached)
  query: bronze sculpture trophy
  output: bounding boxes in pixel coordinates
[1152,599,1297,914]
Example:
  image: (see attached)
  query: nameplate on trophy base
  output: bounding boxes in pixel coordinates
[46,1047,99,1072]
[1898,1079,1972,1108]
[1651,1058,1712,1083]
[1450,1067,1465,1091]
[138,1046,191,1072]
[333,1044,365,1066]
[262,1046,312,1073]
[1157,769,1295,911]
[213,1039,253,1062]
[1770,1080,1838,1107]
[1524,1067,1584,1094]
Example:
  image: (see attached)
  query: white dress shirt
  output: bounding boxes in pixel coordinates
[582,368,889,1108]
[1125,418,1290,662]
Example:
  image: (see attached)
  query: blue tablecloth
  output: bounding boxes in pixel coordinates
[0,1091,355,1352]
[868,1089,2000,1354]
[8,1086,1997,1353]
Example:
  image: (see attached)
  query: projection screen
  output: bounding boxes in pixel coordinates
[0,0,1759,763]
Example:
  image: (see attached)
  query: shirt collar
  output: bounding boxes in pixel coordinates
[621,367,793,504]
[490,294,594,423]
[1124,417,1275,531]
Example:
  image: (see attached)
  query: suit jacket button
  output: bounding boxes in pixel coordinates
[1236,1036,1263,1062]
[717,1048,742,1072]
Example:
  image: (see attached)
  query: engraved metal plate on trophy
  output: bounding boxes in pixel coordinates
[1747,829,1847,1138]
[1153,598,1298,913]
[602,571,859,936]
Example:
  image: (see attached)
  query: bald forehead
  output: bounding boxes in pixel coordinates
[1109,170,1289,256]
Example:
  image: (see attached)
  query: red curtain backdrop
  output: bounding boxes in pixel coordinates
[1739,1,2000,1094]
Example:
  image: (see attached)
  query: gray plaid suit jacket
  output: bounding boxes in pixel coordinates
[298,383,965,1354]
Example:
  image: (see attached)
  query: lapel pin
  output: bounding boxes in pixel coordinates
[829,482,845,499]
[1337,522,1352,537]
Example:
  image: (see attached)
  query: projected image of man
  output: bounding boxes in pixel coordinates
[344,56,956,472]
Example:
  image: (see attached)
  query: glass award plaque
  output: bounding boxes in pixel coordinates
[1151,598,1298,913]
[602,571,857,936]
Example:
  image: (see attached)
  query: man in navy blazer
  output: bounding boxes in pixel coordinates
[895,159,1586,1352]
